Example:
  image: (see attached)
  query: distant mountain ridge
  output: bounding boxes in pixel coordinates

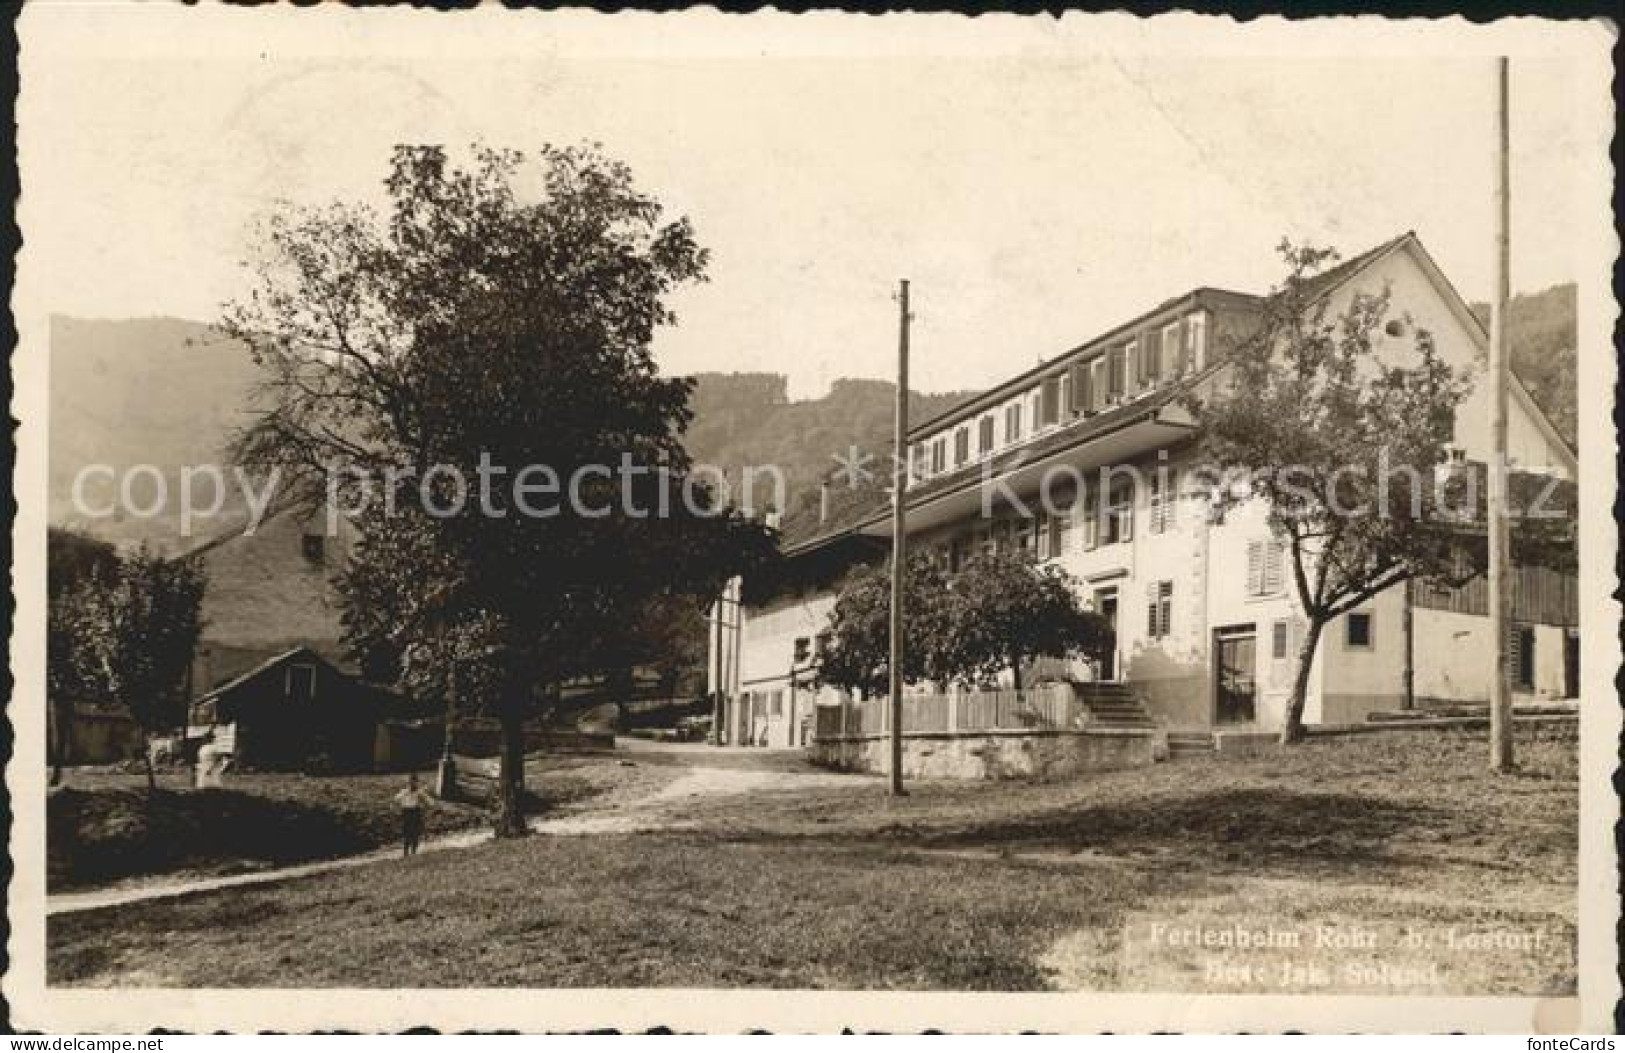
[48,316,267,548]
[683,373,977,520]
[46,317,977,545]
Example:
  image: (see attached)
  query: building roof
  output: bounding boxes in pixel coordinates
[193,644,336,705]
[779,479,892,554]
[908,285,1260,440]
[771,229,1568,561]
[1281,230,1415,306]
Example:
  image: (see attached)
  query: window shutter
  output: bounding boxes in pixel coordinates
[1143,330,1161,387]
[1262,541,1283,594]
[1178,316,1195,374]
[1041,377,1060,426]
[1119,506,1134,542]
[1507,622,1534,688]
[1083,496,1099,550]
[1147,595,1160,637]
[1068,363,1085,414]
[1246,540,1263,596]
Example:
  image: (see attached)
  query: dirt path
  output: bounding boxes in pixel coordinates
[47,748,856,915]
[537,762,856,834]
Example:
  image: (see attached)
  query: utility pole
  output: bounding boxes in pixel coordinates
[1488,56,1515,773]
[889,279,911,796]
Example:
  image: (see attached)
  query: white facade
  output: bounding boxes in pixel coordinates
[712,234,1578,742]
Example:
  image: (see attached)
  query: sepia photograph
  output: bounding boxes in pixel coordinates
[6,4,1618,1036]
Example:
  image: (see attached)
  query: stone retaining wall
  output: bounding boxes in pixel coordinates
[810,727,1158,780]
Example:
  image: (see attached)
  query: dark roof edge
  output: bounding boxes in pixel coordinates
[193,644,328,704]
[852,391,1199,540]
[780,525,888,560]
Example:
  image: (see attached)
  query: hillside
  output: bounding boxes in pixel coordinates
[683,373,975,520]
[48,319,974,545]
[48,316,267,548]
[1468,283,1577,448]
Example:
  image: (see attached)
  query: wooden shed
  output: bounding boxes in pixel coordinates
[186,646,386,771]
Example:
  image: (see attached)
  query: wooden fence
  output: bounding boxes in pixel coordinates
[812,684,1084,740]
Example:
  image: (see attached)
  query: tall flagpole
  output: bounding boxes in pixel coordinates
[889,280,911,796]
[1488,56,1515,773]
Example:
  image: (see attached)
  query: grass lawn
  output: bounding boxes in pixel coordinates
[49,723,1577,992]
[48,752,678,892]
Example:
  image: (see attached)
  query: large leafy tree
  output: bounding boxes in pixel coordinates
[937,550,1110,691]
[817,548,1107,696]
[54,548,206,790]
[815,554,949,698]
[1191,241,1570,745]
[224,144,774,835]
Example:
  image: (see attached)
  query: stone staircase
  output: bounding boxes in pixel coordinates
[1074,681,1159,730]
[1166,731,1216,758]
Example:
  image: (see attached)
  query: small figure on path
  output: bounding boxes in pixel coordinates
[393,773,435,857]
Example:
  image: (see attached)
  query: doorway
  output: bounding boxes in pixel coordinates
[1213,626,1257,725]
[1093,587,1119,681]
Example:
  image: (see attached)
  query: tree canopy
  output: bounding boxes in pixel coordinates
[816,548,1108,696]
[1190,240,1570,744]
[50,546,206,788]
[223,143,776,833]
[936,551,1111,691]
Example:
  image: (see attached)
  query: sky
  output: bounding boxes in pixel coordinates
[19,8,1608,399]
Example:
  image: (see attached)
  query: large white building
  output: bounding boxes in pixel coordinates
[709,233,1578,750]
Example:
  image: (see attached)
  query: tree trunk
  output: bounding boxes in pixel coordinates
[142,733,158,793]
[49,699,70,787]
[493,709,528,838]
[1010,653,1024,692]
[1279,618,1325,746]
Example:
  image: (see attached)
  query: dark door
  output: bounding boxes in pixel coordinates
[1214,629,1257,725]
[1095,588,1119,681]
[1563,630,1579,699]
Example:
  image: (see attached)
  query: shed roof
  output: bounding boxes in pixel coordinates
[193,644,337,705]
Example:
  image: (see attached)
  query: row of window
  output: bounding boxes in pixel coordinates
[911,312,1209,481]
[922,476,1192,573]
